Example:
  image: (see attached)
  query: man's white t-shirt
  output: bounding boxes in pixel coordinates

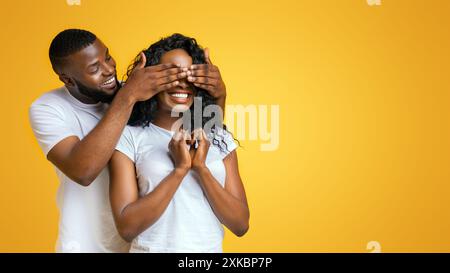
[116,123,237,253]
[29,86,129,253]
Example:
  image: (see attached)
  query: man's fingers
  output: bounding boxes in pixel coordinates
[155,71,188,84]
[156,72,188,86]
[193,82,215,92]
[156,68,192,85]
[190,69,219,78]
[189,64,218,72]
[188,76,218,86]
[204,48,212,64]
[145,63,179,72]
[156,67,188,78]
[155,80,180,93]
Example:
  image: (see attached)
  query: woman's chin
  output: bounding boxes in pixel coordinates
[170,104,191,113]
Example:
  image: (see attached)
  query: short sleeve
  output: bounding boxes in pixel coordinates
[213,127,238,159]
[29,102,76,156]
[116,126,136,162]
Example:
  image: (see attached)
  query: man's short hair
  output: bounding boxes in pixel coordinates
[49,29,97,72]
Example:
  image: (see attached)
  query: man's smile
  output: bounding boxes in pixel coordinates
[101,76,117,89]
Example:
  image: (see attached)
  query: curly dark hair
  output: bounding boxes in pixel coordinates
[123,33,237,153]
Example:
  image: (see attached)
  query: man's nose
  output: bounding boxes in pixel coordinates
[102,62,115,76]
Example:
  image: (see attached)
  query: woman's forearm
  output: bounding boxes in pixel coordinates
[194,166,250,237]
[116,168,188,242]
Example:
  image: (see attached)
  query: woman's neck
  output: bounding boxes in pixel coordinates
[152,111,182,132]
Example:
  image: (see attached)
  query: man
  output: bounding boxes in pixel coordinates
[29,29,227,252]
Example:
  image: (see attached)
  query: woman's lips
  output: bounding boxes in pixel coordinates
[168,91,192,104]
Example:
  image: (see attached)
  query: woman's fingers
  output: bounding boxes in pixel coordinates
[181,130,191,146]
[194,129,210,150]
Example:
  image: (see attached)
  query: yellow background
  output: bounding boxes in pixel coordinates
[1,0,449,252]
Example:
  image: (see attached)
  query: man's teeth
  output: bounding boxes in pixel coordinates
[102,78,115,86]
[171,93,189,98]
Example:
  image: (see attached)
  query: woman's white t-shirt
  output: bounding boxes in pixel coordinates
[115,123,237,253]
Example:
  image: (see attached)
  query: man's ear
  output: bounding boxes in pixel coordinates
[59,74,76,88]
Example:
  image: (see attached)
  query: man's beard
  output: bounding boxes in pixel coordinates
[75,79,121,104]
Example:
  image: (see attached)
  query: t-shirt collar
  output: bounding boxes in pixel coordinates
[64,86,105,109]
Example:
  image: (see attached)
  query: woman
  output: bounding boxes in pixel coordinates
[109,34,249,253]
